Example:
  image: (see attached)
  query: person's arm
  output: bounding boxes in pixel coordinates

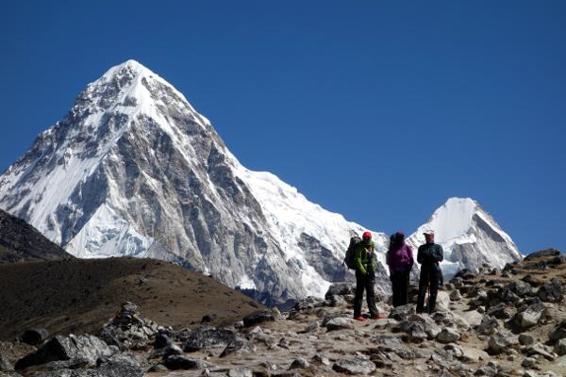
[433,244,444,262]
[354,245,366,274]
[417,245,425,264]
[407,245,414,268]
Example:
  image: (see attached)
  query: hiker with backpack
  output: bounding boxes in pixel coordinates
[386,232,413,307]
[345,231,384,321]
[416,230,444,314]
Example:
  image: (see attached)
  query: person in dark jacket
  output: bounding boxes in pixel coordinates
[416,230,444,314]
[386,232,413,307]
[353,231,383,321]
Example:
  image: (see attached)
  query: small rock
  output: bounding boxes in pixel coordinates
[164,355,205,370]
[519,334,535,346]
[477,316,500,336]
[388,304,415,321]
[289,358,309,369]
[0,354,13,371]
[436,328,460,344]
[325,317,354,331]
[513,303,546,331]
[243,311,275,327]
[555,338,566,356]
[538,278,563,303]
[227,368,253,377]
[163,343,184,357]
[549,320,566,342]
[487,334,515,355]
[332,358,376,375]
[450,290,462,301]
[154,332,172,349]
[521,357,538,368]
[201,314,217,323]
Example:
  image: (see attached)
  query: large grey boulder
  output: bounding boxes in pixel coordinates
[538,278,563,303]
[549,320,566,343]
[15,335,115,370]
[183,327,237,352]
[512,302,546,331]
[487,334,516,355]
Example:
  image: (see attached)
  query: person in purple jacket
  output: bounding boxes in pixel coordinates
[386,232,414,307]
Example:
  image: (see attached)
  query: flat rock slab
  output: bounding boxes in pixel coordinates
[332,358,376,375]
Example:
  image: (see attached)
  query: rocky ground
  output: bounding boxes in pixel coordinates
[1,249,565,377]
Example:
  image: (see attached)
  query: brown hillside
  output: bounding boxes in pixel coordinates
[0,208,73,263]
[0,257,263,341]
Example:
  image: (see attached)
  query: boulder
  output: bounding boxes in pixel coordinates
[289,358,309,369]
[486,303,514,320]
[325,283,355,299]
[524,343,555,361]
[519,334,535,346]
[538,278,563,303]
[388,304,415,321]
[325,317,354,331]
[332,358,376,375]
[477,316,500,336]
[436,328,460,344]
[153,332,172,349]
[242,311,275,327]
[487,334,515,355]
[219,337,251,358]
[513,302,546,330]
[183,327,236,352]
[20,328,49,346]
[459,346,489,363]
[294,296,325,311]
[460,310,483,327]
[0,354,13,372]
[449,290,462,301]
[164,355,205,370]
[549,320,566,342]
[555,338,566,356]
[15,334,115,370]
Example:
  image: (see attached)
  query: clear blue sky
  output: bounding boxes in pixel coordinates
[1,1,564,253]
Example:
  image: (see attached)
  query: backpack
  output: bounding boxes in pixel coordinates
[344,236,362,269]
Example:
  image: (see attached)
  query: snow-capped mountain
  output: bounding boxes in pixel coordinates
[407,197,522,278]
[0,60,520,302]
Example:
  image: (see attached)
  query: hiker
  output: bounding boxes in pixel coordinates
[353,231,383,321]
[386,232,413,307]
[416,230,444,314]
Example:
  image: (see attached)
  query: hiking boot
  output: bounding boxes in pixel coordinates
[353,316,366,321]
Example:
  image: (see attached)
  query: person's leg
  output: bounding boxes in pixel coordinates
[400,270,409,306]
[353,270,364,318]
[416,269,429,313]
[366,273,378,316]
[427,274,439,314]
[390,273,397,307]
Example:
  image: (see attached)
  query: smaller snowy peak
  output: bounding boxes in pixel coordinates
[421,197,479,243]
[408,197,522,277]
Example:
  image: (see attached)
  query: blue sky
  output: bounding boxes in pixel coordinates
[0,1,564,253]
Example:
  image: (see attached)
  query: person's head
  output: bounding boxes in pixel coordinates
[362,231,372,243]
[388,231,405,251]
[423,230,435,244]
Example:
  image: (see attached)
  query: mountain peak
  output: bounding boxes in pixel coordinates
[100,59,154,82]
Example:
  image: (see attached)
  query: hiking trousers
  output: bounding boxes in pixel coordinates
[354,270,378,317]
[390,270,410,307]
[416,264,442,314]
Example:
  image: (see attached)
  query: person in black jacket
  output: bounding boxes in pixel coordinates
[416,230,444,314]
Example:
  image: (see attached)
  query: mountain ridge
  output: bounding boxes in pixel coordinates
[0,60,522,303]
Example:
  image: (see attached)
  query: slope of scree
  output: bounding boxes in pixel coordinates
[0,257,263,341]
[0,209,73,263]
[2,249,563,376]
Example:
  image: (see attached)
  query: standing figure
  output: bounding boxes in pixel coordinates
[416,230,444,314]
[386,232,413,307]
[353,231,383,320]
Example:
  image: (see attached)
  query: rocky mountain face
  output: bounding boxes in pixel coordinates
[0,208,72,263]
[1,249,564,377]
[0,60,521,304]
